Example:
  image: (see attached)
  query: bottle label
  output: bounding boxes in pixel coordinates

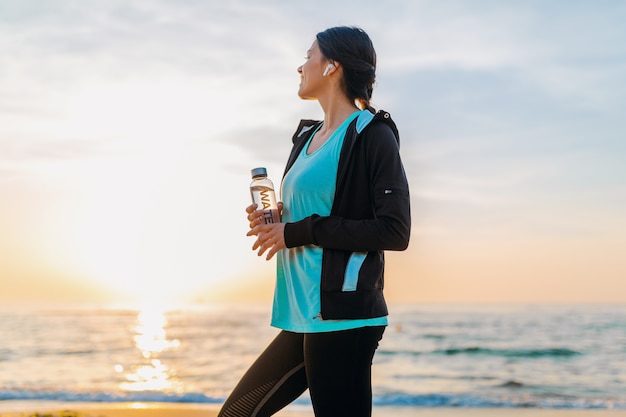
[258,189,274,210]
[262,209,280,224]
[251,185,280,224]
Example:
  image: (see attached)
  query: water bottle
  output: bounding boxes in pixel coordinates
[250,167,280,224]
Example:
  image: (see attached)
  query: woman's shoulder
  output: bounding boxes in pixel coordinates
[359,110,400,145]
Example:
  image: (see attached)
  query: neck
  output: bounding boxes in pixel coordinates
[317,93,360,133]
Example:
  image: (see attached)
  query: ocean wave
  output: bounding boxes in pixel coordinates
[2,390,625,410]
[372,393,626,409]
[0,389,222,404]
[379,346,582,358]
[499,380,525,388]
[435,347,582,358]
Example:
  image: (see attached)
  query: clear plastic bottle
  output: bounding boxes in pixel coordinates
[250,167,280,224]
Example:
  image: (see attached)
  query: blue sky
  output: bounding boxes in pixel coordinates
[1,0,625,304]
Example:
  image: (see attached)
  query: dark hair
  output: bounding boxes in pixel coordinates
[316,26,377,112]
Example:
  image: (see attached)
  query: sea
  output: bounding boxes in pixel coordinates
[1,303,625,411]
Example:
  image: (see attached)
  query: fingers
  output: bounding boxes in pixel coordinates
[247,221,265,237]
[246,215,285,260]
[247,224,285,259]
[248,223,269,249]
[247,208,262,222]
[264,237,286,260]
[265,244,280,260]
[256,228,275,254]
[276,202,284,222]
[247,207,266,230]
[254,232,269,256]
[251,233,260,249]
[247,204,261,229]
[245,203,258,214]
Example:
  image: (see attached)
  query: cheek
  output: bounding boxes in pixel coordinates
[302,62,313,76]
[303,58,323,77]
[305,64,322,82]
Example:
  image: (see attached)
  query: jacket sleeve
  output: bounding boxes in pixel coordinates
[284,122,411,252]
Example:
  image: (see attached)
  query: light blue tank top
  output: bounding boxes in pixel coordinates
[271,110,388,333]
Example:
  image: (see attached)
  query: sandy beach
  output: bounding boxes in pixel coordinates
[2,403,626,417]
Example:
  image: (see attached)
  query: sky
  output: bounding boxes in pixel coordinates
[1,0,625,307]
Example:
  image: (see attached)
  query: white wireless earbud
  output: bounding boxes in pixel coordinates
[322,63,334,77]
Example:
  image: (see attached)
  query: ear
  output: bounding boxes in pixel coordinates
[322,63,334,77]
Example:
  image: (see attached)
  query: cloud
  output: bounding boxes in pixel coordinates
[2,0,626,303]
[0,1,304,101]
[222,125,295,165]
[372,1,626,115]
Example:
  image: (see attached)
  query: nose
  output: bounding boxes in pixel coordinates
[297,65,303,74]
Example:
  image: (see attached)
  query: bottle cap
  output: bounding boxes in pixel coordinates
[251,167,268,178]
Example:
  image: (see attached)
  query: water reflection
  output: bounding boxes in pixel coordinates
[118,307,181,392]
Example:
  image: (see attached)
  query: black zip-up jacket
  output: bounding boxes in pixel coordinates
[282,110,411,320]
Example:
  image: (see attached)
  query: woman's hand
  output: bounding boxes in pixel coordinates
[246,202,286,260]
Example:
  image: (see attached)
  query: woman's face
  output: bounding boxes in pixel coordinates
[297,40,329,100]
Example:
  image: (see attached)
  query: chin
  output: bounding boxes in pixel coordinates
[297,88,315,100]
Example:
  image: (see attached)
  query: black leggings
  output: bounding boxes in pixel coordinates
[217,326,385,417]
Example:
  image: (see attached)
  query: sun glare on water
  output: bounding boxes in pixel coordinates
[117,306,182,392]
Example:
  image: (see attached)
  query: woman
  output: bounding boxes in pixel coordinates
[218,26,410,417]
